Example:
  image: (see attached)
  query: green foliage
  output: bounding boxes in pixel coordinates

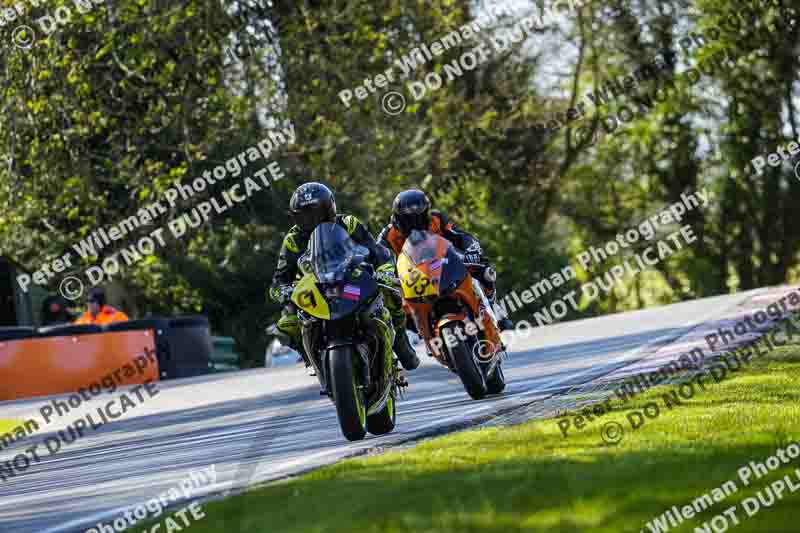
[1,0,798,362]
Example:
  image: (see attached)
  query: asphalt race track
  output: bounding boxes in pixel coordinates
[0,286,792,533]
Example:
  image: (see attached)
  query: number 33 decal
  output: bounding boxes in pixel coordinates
[403,270,431,295]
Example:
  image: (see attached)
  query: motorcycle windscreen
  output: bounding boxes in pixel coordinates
[308,222,367,284]
[401,230,446,265]
[398,230,449,299]
[439,245,468,294]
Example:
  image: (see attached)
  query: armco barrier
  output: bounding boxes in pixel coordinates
[0,315,214,401]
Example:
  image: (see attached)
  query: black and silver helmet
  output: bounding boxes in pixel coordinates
[289,182,337,233]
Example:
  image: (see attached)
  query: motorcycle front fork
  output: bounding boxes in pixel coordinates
[472,278,499,325]
[471,278,509,362]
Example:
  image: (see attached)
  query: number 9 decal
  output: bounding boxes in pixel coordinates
[298,289,317,309]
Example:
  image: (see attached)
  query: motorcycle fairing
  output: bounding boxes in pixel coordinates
[398,230,502,358]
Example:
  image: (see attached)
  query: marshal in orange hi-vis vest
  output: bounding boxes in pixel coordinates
[74,305,130,326]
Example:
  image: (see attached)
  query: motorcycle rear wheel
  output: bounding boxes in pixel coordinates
[442,325,487,400]
[329,346,368,441]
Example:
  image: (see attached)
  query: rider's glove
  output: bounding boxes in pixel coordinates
[375,265,398,286]
[463,241,483,265]
[464,252,482,264]
[277,285,294,305]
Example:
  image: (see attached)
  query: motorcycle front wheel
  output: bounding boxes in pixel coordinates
[442,324,487,400]
[329,346,368,441]
[367,389,396,435]
[485,362,506,394]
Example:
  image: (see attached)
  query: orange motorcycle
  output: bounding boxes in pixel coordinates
[397,230,506,399]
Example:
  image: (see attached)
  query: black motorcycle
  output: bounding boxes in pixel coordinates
[291,223,404,441]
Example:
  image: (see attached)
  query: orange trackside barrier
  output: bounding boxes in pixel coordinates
[0,330,159,402]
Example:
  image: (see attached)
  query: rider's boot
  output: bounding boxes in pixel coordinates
[498,317,514,332]
[381,285,421,370]
[277,312,316,376]
[480,271,514,332]
[393,326,420,370]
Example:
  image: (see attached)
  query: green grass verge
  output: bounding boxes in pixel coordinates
[133,340,800,533]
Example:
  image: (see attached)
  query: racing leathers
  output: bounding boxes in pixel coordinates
[379,210,495,296]
[269,214,419,369]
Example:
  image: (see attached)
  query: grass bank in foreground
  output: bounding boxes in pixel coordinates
[134,337,800,533]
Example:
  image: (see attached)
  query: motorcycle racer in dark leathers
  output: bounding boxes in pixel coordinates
[378,189,514,332]
[269,182,420,372]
